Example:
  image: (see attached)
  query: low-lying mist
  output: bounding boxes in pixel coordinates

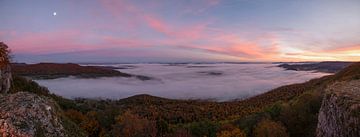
[36,63,330,101]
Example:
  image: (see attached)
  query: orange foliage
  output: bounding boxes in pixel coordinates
[64,109,86,124]
[64,110,101,136]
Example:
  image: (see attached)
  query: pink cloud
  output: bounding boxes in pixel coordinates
[143,14,208,40]
[5,30,158,55]
[3,26,283,62]
[170,33,281,61]
[3,0,285,61]
[202,34,281,59]
[99,0,209,40]
[6,30,104,54]
[326,44,360,52]
[102,36,153,48]
[282,44,360,61]
[143,15,170,35]
[0,30,17,38]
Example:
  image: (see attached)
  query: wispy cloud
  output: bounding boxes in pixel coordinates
[1,0,359,62]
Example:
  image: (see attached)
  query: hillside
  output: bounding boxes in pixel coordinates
[11,63,152,80]
[5,62,358,136]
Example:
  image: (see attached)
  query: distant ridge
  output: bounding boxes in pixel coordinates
[278,61,353,73]
[11,63,152,80]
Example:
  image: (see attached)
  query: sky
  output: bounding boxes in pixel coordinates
[0,0,359,63]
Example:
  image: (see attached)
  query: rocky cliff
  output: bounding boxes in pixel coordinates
[316,80,360,137]
[0,92,85,137]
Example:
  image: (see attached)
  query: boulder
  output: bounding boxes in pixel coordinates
[0,92,69,137]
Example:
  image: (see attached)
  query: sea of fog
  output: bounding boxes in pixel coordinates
[35,63,330,101]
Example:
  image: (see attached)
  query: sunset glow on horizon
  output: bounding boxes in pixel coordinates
[0,0,359,63]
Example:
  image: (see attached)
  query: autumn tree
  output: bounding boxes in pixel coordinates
[81,111,101,136]
[253,119,288,137]
[0,42,10,67]
[217,124,246,137]
[64,109,87,124]
[111,110,157,137]
[64,110,101,137]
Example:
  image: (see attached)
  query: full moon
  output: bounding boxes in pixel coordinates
[53,12,57,16]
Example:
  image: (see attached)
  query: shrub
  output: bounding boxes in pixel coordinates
[279,91,322,137]
[189,120,218,137]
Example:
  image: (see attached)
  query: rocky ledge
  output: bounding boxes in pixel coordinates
[316,80,360,137]
[0,92,78,137]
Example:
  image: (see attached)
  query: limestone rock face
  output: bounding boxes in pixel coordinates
[316,80,360,137]
[0,65,11,94]
[0,92,66,137]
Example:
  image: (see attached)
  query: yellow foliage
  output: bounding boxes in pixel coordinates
[217,128,246,137]
[254,119,288,137]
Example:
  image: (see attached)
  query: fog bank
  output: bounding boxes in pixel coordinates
[36,63,330,101]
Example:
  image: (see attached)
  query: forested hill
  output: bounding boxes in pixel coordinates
[4,62,358,136]
[11,63,132,79]
[11,63,153,80]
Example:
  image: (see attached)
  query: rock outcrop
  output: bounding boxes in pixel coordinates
[0,92,70,137]
[0,42,12,94]
[0,65,12,94]
[316,80,360,137]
